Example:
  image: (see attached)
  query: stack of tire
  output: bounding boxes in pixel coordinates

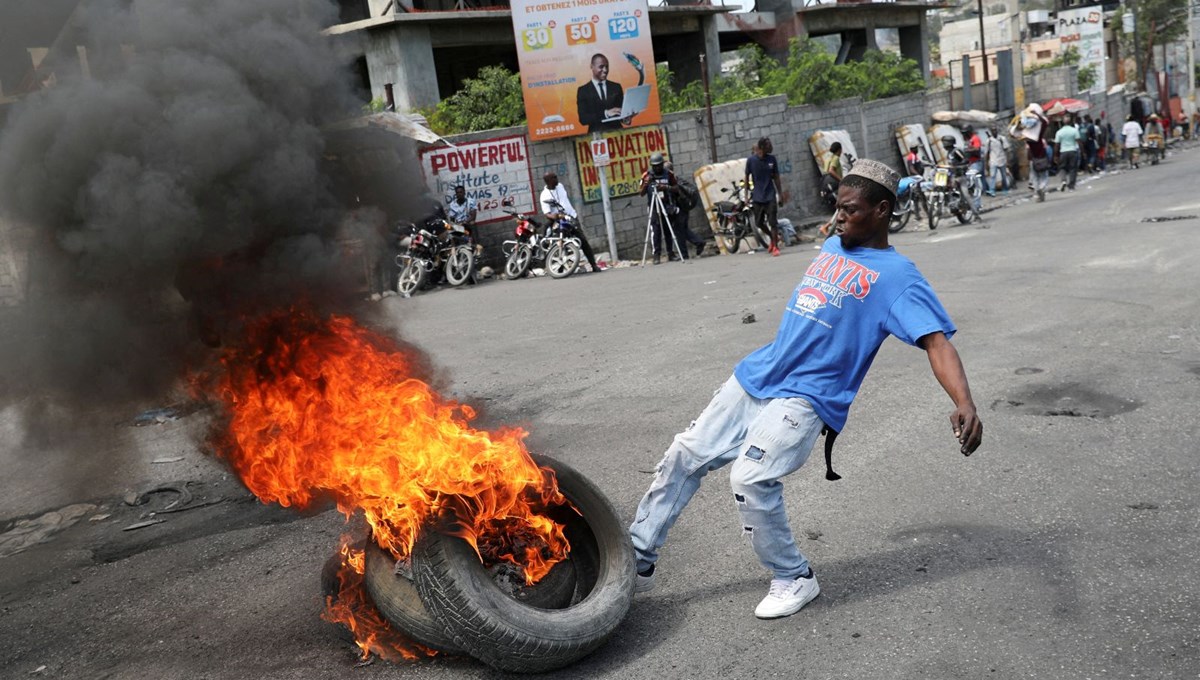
[324,455,635,673]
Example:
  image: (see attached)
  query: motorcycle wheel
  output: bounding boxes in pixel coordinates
[888,195,913,233]
[504,245,533,280]
[717,216,740,254]
[750,216,771,250]
[954,198,972,224]
[397,261,426,296]
[927,195,941,230]
[546,242,581,279]
[444,246,475,286]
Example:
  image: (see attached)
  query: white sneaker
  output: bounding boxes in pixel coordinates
[634,564,655,593]
[754,573,820,619]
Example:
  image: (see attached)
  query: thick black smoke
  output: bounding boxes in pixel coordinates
[0,1,420,461]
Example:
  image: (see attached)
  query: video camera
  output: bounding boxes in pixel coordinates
[647,176,672,194]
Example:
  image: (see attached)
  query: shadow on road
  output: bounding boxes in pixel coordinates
[557,522,1081,677]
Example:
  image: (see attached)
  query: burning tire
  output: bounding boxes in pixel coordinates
[412,454,635,674]
[363,537,579,654]
[320,551,359,645]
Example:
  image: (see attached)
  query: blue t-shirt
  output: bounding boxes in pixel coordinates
[734,237,956,431]
[745,154,779,204]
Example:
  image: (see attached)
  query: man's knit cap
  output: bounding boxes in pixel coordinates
[843,158,899,203]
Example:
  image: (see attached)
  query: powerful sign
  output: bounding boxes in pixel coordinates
[1057,7,1105,93]
[419,136,535,225]
[511,0,661,142]
[574,126,669,203]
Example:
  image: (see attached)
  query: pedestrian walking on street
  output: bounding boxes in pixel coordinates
[629,159,983,620]
[1016,105,1051,202]
[984,129,1008,196]
[1079,115,1097,173]
[744,137,789,256]
[1122,114,1143,170]
[1095,113,1109,171]
[1054,115,1081,191]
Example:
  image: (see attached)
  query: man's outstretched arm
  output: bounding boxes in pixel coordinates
[918,331,983,456]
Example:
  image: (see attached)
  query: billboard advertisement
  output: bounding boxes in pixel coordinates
[1057,7,1105,93]
[511,0,661,142]
[573,125,669,203]
[419,135,535,225]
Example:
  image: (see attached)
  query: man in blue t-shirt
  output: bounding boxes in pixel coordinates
[744,137,789,256]
[629,159,983,620]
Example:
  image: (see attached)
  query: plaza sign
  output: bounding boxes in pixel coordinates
[1057,7,1105,93]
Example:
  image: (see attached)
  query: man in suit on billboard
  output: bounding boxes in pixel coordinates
[576,53,627,133]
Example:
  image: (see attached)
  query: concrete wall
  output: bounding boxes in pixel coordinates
[1020,64,1130,124]
[432,87,977,264]
[1026,65,1077,102]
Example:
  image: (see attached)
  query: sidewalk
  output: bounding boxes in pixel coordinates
[786,139,1199,239]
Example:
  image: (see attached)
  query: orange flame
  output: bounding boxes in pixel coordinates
[321,536,435,661]
[202,309,570,585]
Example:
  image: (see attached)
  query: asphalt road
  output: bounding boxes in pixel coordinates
[3,146,1199,680]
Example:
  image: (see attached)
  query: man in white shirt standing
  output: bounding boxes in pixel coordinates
[1121,114,1144,170]
[540,172,602,273]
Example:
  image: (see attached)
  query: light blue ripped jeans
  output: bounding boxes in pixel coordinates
[629,375,825,580]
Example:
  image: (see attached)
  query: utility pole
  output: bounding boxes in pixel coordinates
[1133,0,1144,91]
[1188,0,1196,113]
[1009,0,1025,107]
[977,0,990,82]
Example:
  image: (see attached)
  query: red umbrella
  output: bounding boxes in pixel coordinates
[1043,98,1090,116]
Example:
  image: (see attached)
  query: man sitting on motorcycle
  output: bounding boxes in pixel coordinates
[939,135,981,220]
[446,185,480,255]
[540,171,603,273]
[904,145,926,177]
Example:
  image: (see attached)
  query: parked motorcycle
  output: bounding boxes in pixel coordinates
[501,198,584,279]
[395,217,476,296]
[888,174,927,233]
[713,180,769,253]
[925,163,980,230]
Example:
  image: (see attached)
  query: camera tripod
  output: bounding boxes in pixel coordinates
[640,182,688,266]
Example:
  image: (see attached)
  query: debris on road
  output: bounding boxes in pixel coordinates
[741,312,756,324]
[125,482,193,509]
[1140,215,1197,223]
[152,456,185,464]
[0,504,97,559]
[121,519,167,531]
[124,481,224,514]
[126,403,202,427]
